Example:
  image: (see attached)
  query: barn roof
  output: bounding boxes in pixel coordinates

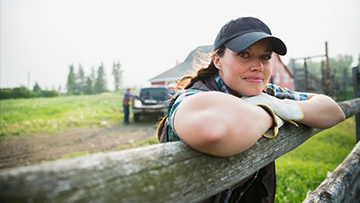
[149,45,213,82]
[149,45,293,83]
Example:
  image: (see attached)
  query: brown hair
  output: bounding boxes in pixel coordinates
[156,46,226,141]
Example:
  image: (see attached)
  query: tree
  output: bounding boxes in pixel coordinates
[76,64,86,94]
[33,82,42,93]
[289,55,354,80]
[112,61,123,91]
[66,64,76,94]
[91,66,96,83]
[94,63,108,94]
[329,54,353,79]
[84,76,94,95]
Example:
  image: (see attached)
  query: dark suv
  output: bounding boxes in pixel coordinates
[132,87,171,122]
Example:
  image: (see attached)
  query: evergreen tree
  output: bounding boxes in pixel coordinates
[66,64,76,94]
[112,61,123,91]
[76,64,86,94]
[94,63,107,94]
[91,66,96,82]
[33,82,42,92]
[84,76,94,95]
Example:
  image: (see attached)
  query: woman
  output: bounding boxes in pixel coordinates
[157,17,345,203]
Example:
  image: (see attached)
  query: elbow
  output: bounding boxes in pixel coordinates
[333,109,346,126]
[302,94,346,129]
[327,103,346,128]
[194,120,229,143]
[175,113,229,154]
[186,121,260,157]
[182,124,228,156]
[309,109,346,129]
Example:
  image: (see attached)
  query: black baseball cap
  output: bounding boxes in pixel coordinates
[213,17,287,55]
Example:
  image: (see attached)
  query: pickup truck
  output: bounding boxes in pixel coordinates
[132,86,171,122]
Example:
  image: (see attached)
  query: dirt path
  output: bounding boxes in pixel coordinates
[0,121,158,170]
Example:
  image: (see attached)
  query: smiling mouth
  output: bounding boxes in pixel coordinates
[244,77,263,83]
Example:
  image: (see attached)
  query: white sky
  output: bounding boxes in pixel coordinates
[1,0,360,91]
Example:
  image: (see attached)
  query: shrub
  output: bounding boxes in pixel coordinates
[0,89,12,100]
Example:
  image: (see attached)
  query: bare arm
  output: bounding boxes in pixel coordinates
[297,94,345,129]
[173,92,273,157]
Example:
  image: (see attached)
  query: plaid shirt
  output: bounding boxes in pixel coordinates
[123,89,134,102]
[165,74,308,203]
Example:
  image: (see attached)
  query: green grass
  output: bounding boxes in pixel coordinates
[275,117,356,202]
[0,92,126,138]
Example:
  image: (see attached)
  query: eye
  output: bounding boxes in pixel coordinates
[260,55,272,61]
[238,52,249,58]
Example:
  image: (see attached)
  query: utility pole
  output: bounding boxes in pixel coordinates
[28,71,30,90]
[325,42,331,95]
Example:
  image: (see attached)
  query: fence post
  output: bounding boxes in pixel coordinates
[353,66,360,143]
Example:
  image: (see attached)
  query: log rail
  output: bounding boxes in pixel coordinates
[0,99,360,203]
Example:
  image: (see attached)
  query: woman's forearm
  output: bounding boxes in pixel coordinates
[174,92,273,156]
[297,94,345,129]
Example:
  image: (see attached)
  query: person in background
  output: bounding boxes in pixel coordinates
[157,17,345,203]
[123,87,134,124]
[168,83,176,97]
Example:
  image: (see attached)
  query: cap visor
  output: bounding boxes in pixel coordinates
[224,32,287,55]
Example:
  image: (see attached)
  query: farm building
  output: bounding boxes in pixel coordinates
[149,45,294,90]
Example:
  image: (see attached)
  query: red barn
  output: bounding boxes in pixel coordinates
[270,53,294,90]
[150,45,294,90]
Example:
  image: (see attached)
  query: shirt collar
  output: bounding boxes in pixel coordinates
[214,73,229,94]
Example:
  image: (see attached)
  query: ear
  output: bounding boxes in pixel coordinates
[212,53,222,70]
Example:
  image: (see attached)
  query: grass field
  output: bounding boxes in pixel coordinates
[275,117,356,202]
[0,93,357,202]
[0,92,125,137]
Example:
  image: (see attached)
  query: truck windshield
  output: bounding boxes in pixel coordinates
[140,88,169,101]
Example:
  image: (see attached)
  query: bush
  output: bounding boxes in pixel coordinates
[0,87,59,100]
[42,90,59,97]
[0,89,12,100]
[11,86,32,99]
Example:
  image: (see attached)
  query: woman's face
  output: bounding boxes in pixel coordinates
[213,39,273,97]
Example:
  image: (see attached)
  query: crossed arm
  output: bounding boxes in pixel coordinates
[297,93,345,128]
[173,92,345,157]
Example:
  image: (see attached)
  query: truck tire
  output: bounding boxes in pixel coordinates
[134,113,140,122]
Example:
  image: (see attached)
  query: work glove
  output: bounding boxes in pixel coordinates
[242,93,304,138]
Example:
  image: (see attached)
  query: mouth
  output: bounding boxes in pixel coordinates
[244,76,263,83]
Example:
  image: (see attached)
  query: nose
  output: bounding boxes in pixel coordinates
[250,58,263,72]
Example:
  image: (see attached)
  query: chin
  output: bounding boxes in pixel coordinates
[247,93,261,97]
[242,89,263,97]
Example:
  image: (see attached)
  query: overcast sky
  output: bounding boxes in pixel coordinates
[1,0,359,91]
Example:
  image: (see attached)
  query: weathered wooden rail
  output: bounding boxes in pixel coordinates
[0,98,360,203]
[303,141,360,203]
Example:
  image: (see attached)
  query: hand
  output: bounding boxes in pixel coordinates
[242,93,304,138]
[242,93,304,121]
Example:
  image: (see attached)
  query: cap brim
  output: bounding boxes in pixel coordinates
[224,32,287,55]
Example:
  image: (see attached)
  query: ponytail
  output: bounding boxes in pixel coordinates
[156,46,226,141]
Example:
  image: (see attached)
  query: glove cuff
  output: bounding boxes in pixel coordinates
[257,104,283,138]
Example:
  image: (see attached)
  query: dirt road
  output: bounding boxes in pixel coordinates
[0,120,158,170]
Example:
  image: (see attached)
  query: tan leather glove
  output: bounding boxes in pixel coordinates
[242,93,304,138]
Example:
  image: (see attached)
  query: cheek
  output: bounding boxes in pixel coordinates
[264,63,272,78]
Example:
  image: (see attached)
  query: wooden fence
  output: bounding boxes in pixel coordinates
[0,98,360,203]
